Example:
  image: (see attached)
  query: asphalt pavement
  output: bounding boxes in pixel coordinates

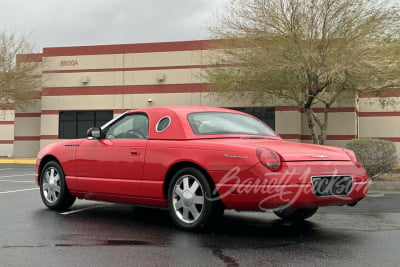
[1,164,400,266]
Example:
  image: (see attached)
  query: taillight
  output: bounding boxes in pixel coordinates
[256,148,281,171]
[344,149,362,168]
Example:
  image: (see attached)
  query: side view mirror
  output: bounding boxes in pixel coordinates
[87,127,102,138]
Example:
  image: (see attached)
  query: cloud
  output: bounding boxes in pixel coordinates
[0,0,229,48]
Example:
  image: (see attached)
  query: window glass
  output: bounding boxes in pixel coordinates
[77,111,95,121]
[59,110,113,139]
[105,113,148,139]
[95,119,109,127]
[188,112,276,136]
[60,121,77,138]
[156,117,171,132]
[96,111,113,121]
[77,121,93,137]
[60,111,76,121]
[230,107,275,130]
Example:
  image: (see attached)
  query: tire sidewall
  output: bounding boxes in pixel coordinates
[168,167,214,231]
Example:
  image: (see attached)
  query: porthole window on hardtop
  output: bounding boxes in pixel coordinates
[156,116,171,132]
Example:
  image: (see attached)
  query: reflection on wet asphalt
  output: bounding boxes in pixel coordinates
[19,202,399,249]
[9,202,397,266]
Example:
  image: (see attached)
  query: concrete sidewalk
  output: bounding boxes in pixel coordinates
[0,158,399,193]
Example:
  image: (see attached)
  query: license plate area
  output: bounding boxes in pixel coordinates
[312,175,353,197]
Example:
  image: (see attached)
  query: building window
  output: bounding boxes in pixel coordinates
[59,110,113,139]
[230,107,275,130]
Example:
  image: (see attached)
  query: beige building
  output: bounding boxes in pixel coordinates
[0,40,399,158]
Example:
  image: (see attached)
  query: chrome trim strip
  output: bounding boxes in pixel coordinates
[223,153,249,159]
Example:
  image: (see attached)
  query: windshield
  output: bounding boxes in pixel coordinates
[188,112,277,137]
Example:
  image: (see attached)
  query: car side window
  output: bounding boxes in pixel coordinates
[104,113,148,139]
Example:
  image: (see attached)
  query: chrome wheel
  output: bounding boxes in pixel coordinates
[168,167,224,231]
[40,161,76,210]
[42,167,61,203]
[172,175,205,224]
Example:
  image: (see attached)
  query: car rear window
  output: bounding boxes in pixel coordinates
[188,112,277,136]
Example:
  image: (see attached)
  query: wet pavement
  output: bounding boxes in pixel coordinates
[1,164,400,267]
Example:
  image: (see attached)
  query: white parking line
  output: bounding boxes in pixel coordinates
[367,193,385,198]
[60,203,114,215]
[0,180,35,183]
[0,188,38,194]
[0,174,35,179]
[0,168,13,171]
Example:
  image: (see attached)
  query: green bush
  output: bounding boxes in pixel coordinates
[346,138,398,179]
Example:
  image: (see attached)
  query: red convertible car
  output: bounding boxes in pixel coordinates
[35,106,369,231]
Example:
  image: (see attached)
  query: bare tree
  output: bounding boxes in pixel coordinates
[0,32,41,110]
[207,0,400,144]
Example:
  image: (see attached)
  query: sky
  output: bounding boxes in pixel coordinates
[0,0,229,49]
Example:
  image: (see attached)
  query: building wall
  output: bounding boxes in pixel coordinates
[11,55,43,157]
[1,40,399,161]
[274,107,302,142]
[38,41,214,149]
[13,114,41,157]
[0,109,15,157]
[358,95,400,159]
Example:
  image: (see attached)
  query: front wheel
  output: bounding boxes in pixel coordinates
[168,167,223,231]
[40,161,76,210]
[273,207,318,221]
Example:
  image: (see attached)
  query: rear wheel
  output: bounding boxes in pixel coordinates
[40,161,76,210]
[168,167,223,231]
[273,207,318,221]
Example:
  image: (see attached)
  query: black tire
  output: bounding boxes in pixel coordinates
[167,167,223,231]
[273,207,318,221]
[40,161,76,210]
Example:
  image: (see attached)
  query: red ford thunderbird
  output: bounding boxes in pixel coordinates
[35,106,369,231]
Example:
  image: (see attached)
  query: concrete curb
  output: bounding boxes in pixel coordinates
[368,181,400,193]
[0,158,36,164]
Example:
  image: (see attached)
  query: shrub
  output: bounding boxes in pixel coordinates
[346,138,398,179]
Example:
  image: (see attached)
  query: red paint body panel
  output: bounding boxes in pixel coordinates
[210,161,368,210]
[75,139,146,196]
[216,182,368,210]
[35,105,369,211]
